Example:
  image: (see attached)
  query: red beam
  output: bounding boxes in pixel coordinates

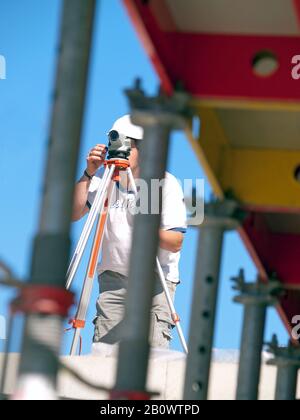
[125,0,300,102]
[243,214,300,286]
[293,0,300,28]
[170,32,300,101]
[243,214,300,332]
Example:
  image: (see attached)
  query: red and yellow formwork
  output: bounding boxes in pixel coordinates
[123,0,300,335]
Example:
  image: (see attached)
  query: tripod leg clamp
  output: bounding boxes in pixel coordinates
[68,319,86,329]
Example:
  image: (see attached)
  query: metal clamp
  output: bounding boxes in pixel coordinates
[232,269,283,306]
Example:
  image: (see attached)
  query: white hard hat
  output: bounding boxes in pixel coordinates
[109,114,143,140]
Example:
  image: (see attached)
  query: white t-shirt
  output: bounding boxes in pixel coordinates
[87,170,187,283]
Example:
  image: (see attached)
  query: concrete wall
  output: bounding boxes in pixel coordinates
[0,349,298,400]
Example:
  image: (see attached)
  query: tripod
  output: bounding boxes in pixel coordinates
[66,157,188,355]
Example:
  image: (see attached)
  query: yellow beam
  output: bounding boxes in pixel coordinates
[220,147,300,210]
[186,104,300,210]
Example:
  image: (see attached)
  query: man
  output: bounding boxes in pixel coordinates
[72,115,187,348]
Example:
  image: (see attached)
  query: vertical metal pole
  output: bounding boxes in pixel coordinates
[15,0,96,399]
[266,336,300,401]
[113,87,189,398]
[275,365,298,400]
[233,275,280,401]
[183,226,224,400]
[183,200,239,400]
[236,304,267,400]
[114,121,171,395]
[0,314,14,399]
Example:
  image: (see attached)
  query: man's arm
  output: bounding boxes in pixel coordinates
[72,175,92,221]
[72,144,107,221]
[159,174,187,253]
[159,230,184,253]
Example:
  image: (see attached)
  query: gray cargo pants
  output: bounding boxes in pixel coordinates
[93,270,177,348]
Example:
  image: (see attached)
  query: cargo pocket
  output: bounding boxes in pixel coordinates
[150,312,174,349]
[93,316,124,344]
[93,316,104,343]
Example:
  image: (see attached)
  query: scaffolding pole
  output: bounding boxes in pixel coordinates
[233,272,280,401]
[14,0,96,399]
[112,83,190,399]
[275,365,299,400]
[267,335,300,401]
[184,200,239,400]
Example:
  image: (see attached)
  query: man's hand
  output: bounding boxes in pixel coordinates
[86,144,107,176]
[73,144,107,221]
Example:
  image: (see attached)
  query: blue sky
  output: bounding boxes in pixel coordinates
[0,0,288,355]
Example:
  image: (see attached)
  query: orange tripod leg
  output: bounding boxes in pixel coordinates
[88,199,109,278]
[69,183,114,356]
